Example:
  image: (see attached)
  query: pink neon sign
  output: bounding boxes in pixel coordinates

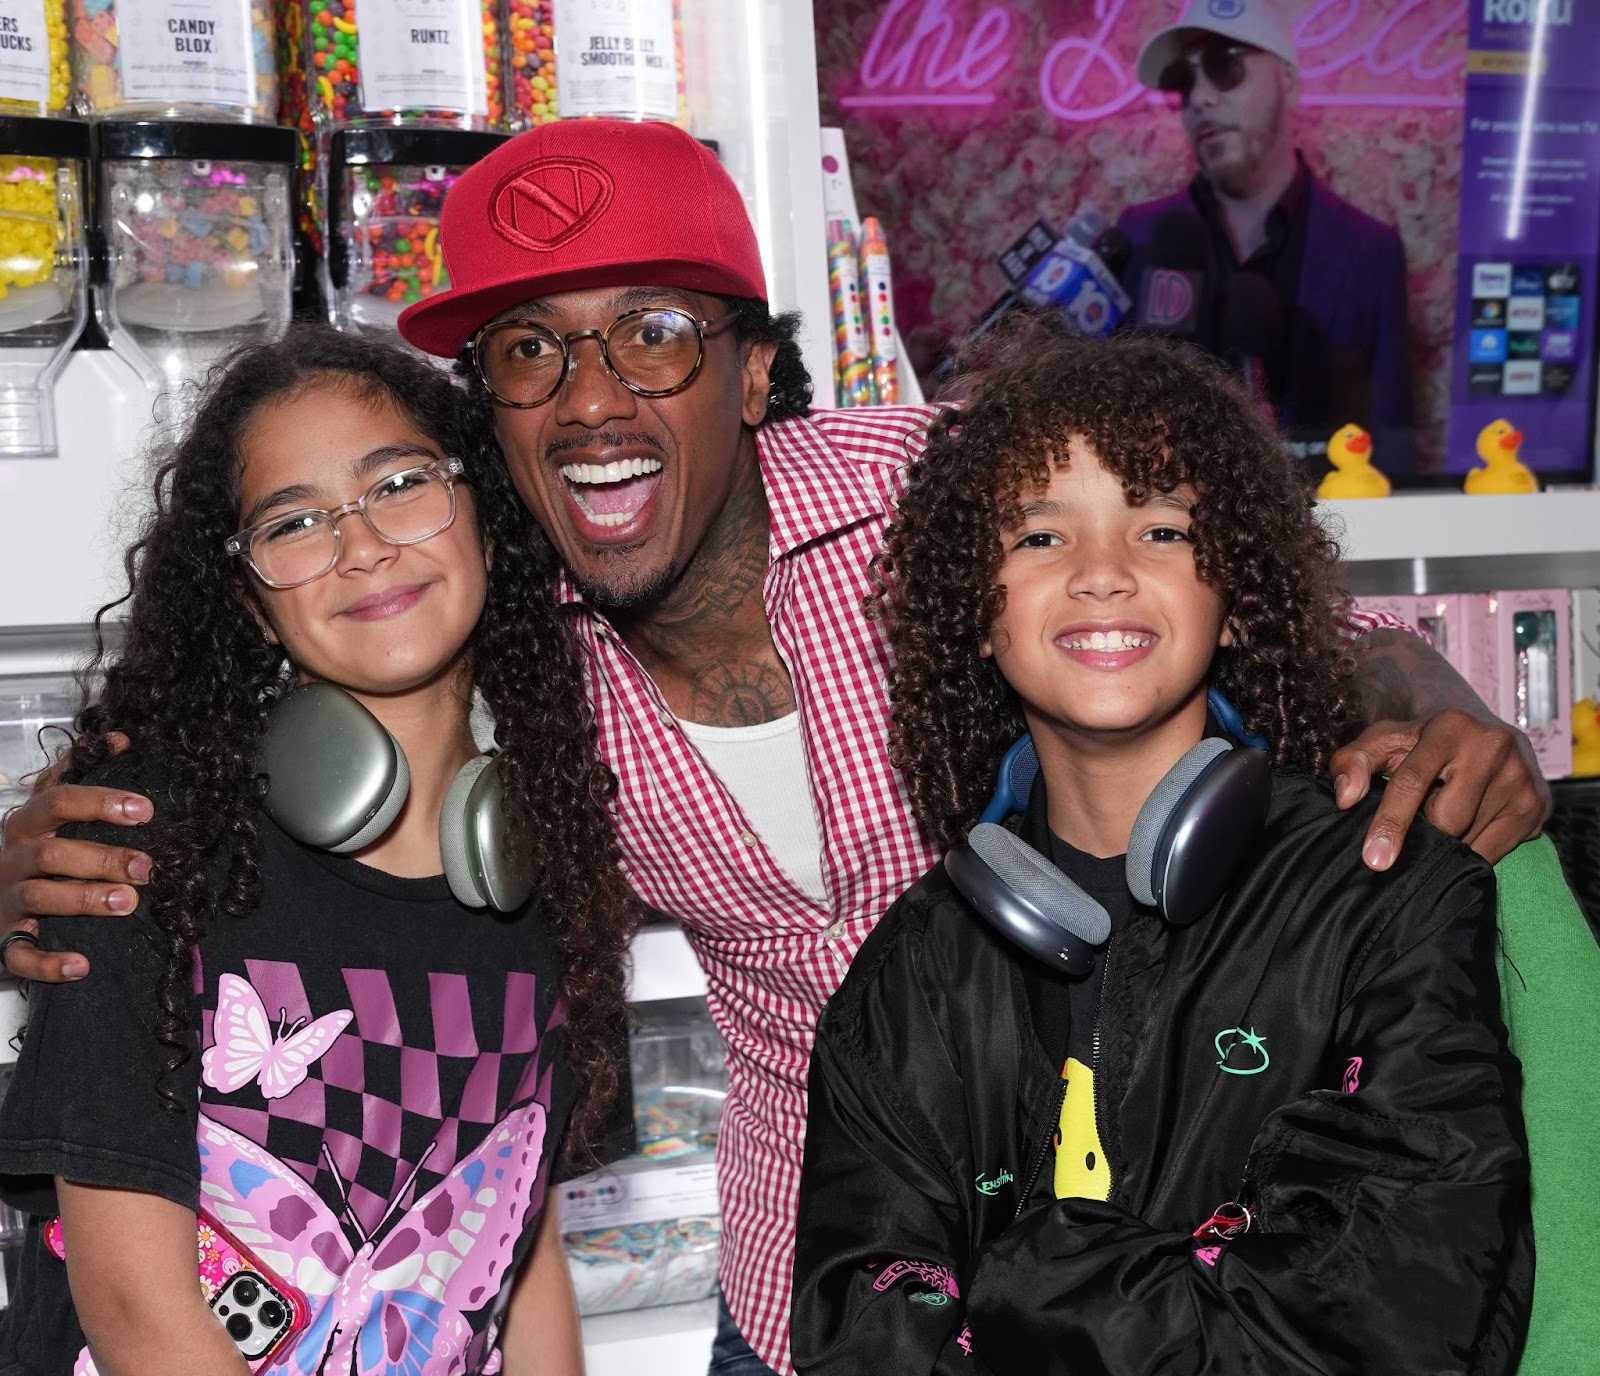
[841,0,1467,119]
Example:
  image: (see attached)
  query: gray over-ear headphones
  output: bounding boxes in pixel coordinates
[259,682,534,912]
[944,733,1271,977]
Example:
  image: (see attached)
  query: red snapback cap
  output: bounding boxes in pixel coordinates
[398,120,767,358]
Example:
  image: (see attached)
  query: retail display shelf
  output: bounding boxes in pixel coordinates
[1322,489,1600,565]
[629,922,709,1003]
[582,1296,719,1376]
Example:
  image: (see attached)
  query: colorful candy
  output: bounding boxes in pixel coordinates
[0,0,70,114]
[828,220,874,406]
[70,0,277,118]
[306,0,503,128]
[0,157,63,300]
[506,0,556,126]
[104,159,286,323]
[345,163,457,315]
[564,1215,719,1316]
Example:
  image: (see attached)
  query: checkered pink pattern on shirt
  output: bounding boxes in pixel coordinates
[557,407,1406,1374]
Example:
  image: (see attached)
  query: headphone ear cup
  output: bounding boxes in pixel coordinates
[333,739,409,854]
[260,682,410,853]
[440,755,536,912]
[440,756,492,907]
[945,823,1111,977]
[1127,738,1271,924]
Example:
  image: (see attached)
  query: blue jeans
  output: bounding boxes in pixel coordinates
[708,1292,781,1376]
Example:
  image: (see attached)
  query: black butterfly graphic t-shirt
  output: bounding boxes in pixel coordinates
[0,774,571,1376]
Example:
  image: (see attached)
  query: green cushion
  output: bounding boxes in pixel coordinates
[1493,835,1600,1374]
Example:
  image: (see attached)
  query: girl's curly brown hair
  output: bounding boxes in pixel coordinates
[66,324,636,1158]
[875,312,1360,849]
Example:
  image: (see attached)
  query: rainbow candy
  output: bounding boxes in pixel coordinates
[828,218,875,407]
[859,217,898,405]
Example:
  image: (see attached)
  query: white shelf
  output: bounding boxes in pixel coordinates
[0,978,20,1066]
[582,1296,718,1376]
[1321,489,1600,565]
[628,923,708,1003]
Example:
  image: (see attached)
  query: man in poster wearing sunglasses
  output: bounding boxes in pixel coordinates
[1117,0,1417,473]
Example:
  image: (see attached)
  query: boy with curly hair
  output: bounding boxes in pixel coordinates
[791,316,1532,1374]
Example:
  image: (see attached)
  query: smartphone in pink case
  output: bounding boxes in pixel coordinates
[46,1208,311,1369]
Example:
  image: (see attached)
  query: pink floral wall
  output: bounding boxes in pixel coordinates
[816,0,1468,470]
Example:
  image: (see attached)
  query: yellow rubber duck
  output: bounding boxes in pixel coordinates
[1574,698,1600,776]
[1464,418,1537,494]
[1317,424,1390,498]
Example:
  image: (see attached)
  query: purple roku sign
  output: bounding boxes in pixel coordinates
[1449,0,1599,476]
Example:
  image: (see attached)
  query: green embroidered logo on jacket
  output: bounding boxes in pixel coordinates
[1214,1026,1271,1076]
[974,1168,1015,1196]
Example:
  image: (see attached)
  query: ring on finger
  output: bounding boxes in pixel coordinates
[0,928,40,973]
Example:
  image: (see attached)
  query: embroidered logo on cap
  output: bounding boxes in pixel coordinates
[490,157,614,252]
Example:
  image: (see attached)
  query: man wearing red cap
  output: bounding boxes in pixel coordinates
[0,119,1552,1376]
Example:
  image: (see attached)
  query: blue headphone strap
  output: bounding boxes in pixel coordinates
[1205,687,1268,751]
[978,689,1266,823]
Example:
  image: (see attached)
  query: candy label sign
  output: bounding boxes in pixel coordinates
[115,0,255,105]
[357,0,488,115]
[0,0,50,105]
[552,0,677,121]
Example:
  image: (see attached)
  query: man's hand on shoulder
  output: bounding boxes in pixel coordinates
[1332,709,1549,871]
[0,734,154,982]
[1336,629,1550,869]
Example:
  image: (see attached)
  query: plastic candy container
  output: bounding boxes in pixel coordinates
[306,0,504,129]
[628,997,727,1160]
[547,0,684,126]
[96,120,294,388]
[323,125,504,334]
[565,1214,719,1316]
[0,0,70,115]
[70,0,276,120]
[559,1152,721,1317]
[274,0,318,251]
[505,0,553,124]
[0,116,87,456]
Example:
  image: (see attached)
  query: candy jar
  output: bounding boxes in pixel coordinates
[323,124,503,336]
[0,115,88,457]
[94,120,294,389]
[505,0,554,125]
[0,0,71,116]
[304,0,504,131]
[70,0,276,120]
[538,0,686,129]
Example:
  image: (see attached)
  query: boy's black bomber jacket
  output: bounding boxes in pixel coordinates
[791,772,1532,1376]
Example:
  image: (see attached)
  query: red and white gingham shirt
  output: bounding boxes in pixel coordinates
[558,406,1404,1374]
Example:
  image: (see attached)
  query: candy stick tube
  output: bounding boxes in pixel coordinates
[828,218,875,406]
[859,216,898,404]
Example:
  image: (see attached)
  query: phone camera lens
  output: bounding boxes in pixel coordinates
[226,1313,254,1341]
[232,1277,261,1307]
[259,1300,286,1330]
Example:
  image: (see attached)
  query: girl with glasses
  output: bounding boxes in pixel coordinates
[0,324,633,1376]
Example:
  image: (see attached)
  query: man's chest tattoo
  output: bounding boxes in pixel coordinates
[687,658,797,727]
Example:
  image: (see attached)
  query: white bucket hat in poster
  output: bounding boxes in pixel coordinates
[1135,0,1300,88]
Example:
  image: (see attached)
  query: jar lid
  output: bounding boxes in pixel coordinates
[333,126,510,171]
[0,116,92,161]
[94,121,299,165]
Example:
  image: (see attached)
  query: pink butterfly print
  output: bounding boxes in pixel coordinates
[192,1097,549,1376]
[201,974,353,1100]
